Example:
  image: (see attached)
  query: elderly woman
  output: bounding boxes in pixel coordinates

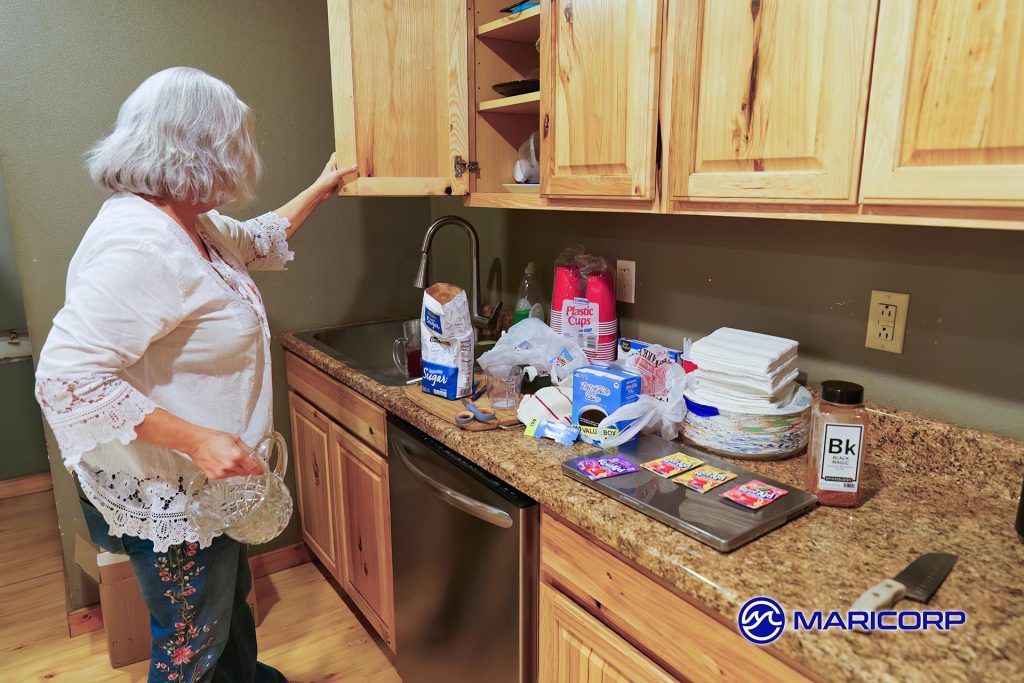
[35,67,352,681]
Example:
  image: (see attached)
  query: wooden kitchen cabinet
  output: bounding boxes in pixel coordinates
[286,353,395,651]
[324,0,1024,227]
[661,0,877,205]
[540,512,814,683]
[539,0,663,200]
[860,0,1024,206]
[326,0,469,195]
[288,391,340,580]
[540,583,674,682]
[336,418,396,649]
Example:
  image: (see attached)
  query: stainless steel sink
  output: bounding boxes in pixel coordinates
[293,319,411,387]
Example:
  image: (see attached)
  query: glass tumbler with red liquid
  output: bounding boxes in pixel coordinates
[393,319,422,379]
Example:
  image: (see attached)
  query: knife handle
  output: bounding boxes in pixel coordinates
[850,579,906,633]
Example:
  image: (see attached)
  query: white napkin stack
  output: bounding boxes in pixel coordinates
[688,328,800,411]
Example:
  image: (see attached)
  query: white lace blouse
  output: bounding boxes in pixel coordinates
[35,192,292,551]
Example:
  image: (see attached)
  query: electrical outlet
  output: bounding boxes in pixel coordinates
[865,290,909,353]
[615,260,636,303]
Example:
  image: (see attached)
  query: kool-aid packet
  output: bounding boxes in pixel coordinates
[572,455,639,481]
[674,465,737,493]
[720,479,789,509]
[640,453,704,478]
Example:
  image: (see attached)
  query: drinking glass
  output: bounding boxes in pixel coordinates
[486,364,524,410]
[393,319,422,378]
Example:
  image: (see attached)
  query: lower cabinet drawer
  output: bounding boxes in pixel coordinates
[540,583,675,682]
[540,512,814,683]
[285,352,387,453]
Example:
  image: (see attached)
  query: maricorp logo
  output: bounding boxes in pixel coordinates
[737,596,967,645]
[738,597,786,644]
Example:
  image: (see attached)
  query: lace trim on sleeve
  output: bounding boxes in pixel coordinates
[245,212,294,270]
[36,376,158,468]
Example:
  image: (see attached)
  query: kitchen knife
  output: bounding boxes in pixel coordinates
[851,552,957,616]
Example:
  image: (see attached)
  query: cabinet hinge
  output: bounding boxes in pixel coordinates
[454,155,479,178]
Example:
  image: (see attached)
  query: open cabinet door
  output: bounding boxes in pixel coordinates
[328,0,469,196]
[540,0,663,200]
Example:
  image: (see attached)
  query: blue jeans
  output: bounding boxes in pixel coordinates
[82,497,287,682]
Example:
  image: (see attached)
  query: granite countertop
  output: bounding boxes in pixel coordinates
[281,330,1024,683]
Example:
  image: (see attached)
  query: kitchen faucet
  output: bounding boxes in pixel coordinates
[413,215,502,331]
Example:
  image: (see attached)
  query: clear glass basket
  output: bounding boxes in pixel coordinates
[185,431,293,545]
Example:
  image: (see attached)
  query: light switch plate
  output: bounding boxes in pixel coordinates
[865,290,909,353]
[615,260,636,303]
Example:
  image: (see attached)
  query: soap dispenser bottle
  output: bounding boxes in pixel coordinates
[513,262,546,323]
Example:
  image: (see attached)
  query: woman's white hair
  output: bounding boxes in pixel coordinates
[86,67,261,204]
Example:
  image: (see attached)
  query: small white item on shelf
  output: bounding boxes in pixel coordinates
[513,131,540,183]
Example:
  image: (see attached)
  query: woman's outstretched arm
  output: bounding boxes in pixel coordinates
[275,154,358,238]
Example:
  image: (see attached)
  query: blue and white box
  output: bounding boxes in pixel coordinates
[572,365,642,445]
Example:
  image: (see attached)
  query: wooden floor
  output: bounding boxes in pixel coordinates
[1,490,400,682]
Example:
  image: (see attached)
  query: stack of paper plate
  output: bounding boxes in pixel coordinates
[682,385,811,460]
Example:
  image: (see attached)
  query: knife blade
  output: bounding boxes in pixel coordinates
[851,552,957,616]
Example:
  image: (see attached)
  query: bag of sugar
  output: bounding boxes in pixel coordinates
[420,283,475,400]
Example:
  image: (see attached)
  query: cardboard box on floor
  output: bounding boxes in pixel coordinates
[75,535,260,668]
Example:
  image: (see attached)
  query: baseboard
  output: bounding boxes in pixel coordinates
[251,543,312,579]
[68,604,104,637]
[0,471,53,499]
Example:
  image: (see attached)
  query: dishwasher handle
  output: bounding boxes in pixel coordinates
[395,444,514,529]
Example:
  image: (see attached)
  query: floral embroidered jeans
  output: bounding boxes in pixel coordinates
[82,497,287,682]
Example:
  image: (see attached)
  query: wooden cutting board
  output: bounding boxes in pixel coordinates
[403,382,520,431]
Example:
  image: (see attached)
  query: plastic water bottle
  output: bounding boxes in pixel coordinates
[513,262,546,324]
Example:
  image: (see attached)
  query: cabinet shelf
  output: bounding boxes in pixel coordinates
[478,91,540,114]
[477,6,541,42]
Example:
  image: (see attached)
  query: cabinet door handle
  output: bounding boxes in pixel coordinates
[312,460,320,485]
[543,113,550,138]
[363,562,369,576]
[357,535,362,552]
[563,1,573,23]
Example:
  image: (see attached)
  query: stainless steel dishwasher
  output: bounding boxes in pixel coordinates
[388,416,538,683]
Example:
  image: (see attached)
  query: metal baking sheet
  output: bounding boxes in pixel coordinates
[562,435,817,552]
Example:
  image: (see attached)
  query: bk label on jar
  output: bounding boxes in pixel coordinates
[818,424,864,491]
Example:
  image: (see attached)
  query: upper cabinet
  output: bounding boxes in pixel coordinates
[327,0,469,196]
[860,0,1024,206]
[540,0,663,200]
[325,0,1024,226]
[661,0,877,205]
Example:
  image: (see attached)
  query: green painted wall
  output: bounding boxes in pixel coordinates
[431,198,1024,440]
[1,1,428,609]
[0,162,49,481]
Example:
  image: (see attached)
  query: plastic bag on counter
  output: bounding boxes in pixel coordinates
[595,361,689,448]
[477,318,588,387]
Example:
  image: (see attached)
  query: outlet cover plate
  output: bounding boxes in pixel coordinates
[865,290,909,353]
[615,260,636,304]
